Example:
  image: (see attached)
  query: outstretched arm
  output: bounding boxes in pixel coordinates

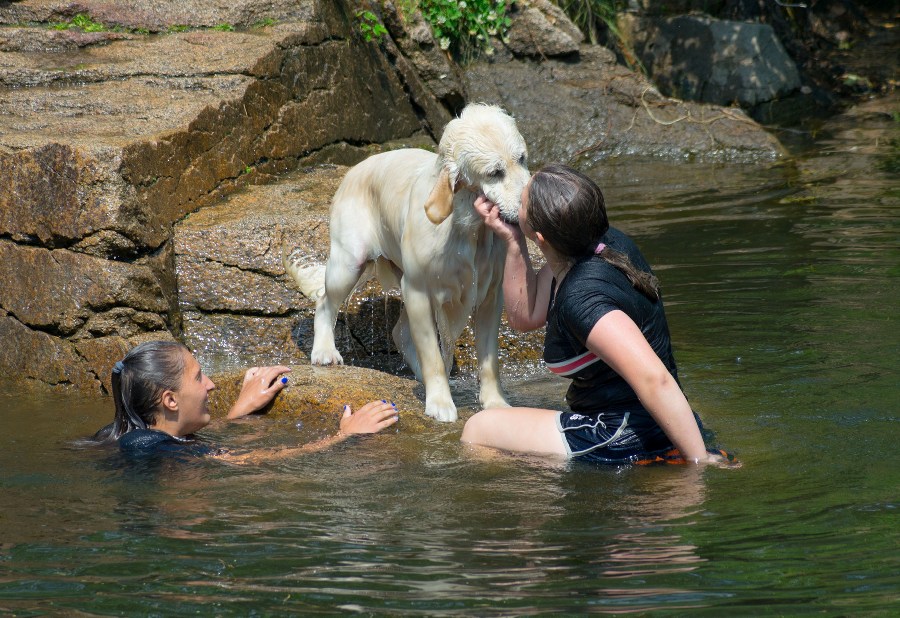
[218,400,399,465]
[586,311,717,464]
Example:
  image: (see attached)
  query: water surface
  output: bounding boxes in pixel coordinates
[1,107,897,615]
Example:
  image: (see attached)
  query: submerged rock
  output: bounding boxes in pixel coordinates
[208,364,445,432]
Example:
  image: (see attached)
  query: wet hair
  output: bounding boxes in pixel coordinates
[527,164,660,301]
[92,340,190,443]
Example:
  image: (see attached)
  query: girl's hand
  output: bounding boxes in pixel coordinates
[473,195,521,244]
[704,450,741,468]
[340,400,399,434]
[227,365,292,419]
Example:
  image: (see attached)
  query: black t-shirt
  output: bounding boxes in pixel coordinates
[543,227,680,413]
[118,428,216,458]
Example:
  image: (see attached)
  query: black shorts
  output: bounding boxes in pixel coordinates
[556,408,701,465]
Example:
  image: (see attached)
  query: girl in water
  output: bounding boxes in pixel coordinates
[462,165,728,465]
[92,340,398,463]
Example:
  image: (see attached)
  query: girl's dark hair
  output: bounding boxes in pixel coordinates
[92,340,190,443]
[528,164,660,301]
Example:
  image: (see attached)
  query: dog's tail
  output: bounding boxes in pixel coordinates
[282,242,326,300]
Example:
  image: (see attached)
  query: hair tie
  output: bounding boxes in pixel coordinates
[594,242,606,254]
[112,360,125,375]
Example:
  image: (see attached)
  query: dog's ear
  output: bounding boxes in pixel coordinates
[424,168,455,225]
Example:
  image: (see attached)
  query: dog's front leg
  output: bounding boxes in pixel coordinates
[401,279,458,422]
[473,275,510,410]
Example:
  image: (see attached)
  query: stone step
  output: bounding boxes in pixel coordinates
[0,1,434,392]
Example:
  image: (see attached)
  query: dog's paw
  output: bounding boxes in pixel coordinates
[310,348,344,366]
[480,395,511,410]
[425,398,458,423]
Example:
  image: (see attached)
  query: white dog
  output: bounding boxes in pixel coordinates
[286,103,530,422]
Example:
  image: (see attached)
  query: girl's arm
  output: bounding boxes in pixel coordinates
[217,400,399,465]
[585,310,714,463]
[473,196,553,331]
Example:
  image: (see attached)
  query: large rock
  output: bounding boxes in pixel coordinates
[0,0,788,398]
[207,364,442,431]
[622,14,802,108]
[464,46,784,165]
[380,0,467,118]
[505,0,584,58]
[0,1,433,391]
[0,0,330,31]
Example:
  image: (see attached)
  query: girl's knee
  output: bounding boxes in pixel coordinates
[461,409,497,445]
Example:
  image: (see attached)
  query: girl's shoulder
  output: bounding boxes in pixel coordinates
[119,428,213,457]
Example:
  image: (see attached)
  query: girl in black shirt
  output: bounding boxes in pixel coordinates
[462,165,727,465]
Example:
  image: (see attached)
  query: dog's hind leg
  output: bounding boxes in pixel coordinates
[311,244,369,366]
[391,309,421,380]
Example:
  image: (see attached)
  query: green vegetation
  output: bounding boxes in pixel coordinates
[42,14,252,37]
[356,10,388,42]
[418,0,512,55]
[51,13,107,32]
[553,0,645,71]
[554,0,624,44]
[252,18,278,29]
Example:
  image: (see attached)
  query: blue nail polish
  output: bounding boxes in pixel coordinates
[281,376,288,384]
[381,399,386,403]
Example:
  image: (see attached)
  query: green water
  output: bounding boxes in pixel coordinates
[2,106,898,615]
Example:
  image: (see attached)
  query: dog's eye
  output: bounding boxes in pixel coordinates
[489,169,505,180]
[518,154,527,166]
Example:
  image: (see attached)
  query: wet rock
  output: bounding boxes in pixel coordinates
[0,315,99,392]
[74,335,131,395]
[623,14,802,107]
[173,165,341,371]
[0,1,431,391]
[0,240,170,334]
[207,364,439,432]
[0,26,132,52]
[0,0,337,32]
[506,0,584,58]
[0,143,129,247]
[380,0,466,119]
[464,46,784,165]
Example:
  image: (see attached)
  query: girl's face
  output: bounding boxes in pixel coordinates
[518,181,537,241]
[171,351,216,434]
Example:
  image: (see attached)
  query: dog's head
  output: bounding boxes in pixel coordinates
[424,103,530,225]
